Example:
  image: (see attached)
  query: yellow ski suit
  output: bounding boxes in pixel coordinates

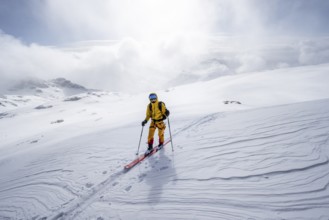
[144,100,167,146]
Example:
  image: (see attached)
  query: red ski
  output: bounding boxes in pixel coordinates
[124,139,171,170]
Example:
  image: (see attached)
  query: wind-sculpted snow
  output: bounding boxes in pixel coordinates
[78,100,329,219]
[1,99,328,219]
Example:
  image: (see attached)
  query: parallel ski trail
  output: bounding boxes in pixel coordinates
[49,169,125,220]
[55,115,213,219]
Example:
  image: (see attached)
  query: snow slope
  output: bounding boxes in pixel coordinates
[0,64,329,219]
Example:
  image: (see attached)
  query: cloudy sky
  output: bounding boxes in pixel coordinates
[1,0,329,45]
[1,0,329,92]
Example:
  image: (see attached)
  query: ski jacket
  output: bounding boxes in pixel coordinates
[145,100,167,122]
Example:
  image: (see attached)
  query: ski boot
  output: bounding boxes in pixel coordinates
[145,143,153,155]
[157,142,164,150]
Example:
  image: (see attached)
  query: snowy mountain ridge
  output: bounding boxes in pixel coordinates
[7,77,89,95]
[0,77,95,110]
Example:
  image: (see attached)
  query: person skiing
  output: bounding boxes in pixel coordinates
[141,93,170,154]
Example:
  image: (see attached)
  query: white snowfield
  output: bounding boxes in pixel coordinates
[1,64,329,219]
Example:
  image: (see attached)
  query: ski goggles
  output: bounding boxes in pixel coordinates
[149,94,157,100]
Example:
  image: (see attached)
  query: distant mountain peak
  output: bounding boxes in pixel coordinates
[7,77,88,92]
[2,77,90,99]
[50,78,87,91]
[0,77,93,109]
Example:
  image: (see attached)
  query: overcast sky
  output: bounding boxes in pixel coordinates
[1,0,329,45]
[1,0,329,92]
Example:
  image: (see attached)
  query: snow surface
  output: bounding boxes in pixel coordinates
[1,64,329,219]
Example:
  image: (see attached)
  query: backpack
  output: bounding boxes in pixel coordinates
[148,101,170,120]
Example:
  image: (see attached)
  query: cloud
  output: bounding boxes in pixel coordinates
[212,0,329,37]
[299,38,329,65]
[31,0,220,44]
[2,29,329,93]
[29,1,328,44]
[0,31,209,92]
[2,0,329,46]
[1,0,329,93]
[236,54,267,73]
[0,32,79,86]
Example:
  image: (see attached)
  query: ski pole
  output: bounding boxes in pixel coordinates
[136,126,144,155]
[168,117,174,152]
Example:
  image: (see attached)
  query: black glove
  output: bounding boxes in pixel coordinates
[142,120,147,126]
[165,109,170,117]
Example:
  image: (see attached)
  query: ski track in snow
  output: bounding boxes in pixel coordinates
[1,100,329,219]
